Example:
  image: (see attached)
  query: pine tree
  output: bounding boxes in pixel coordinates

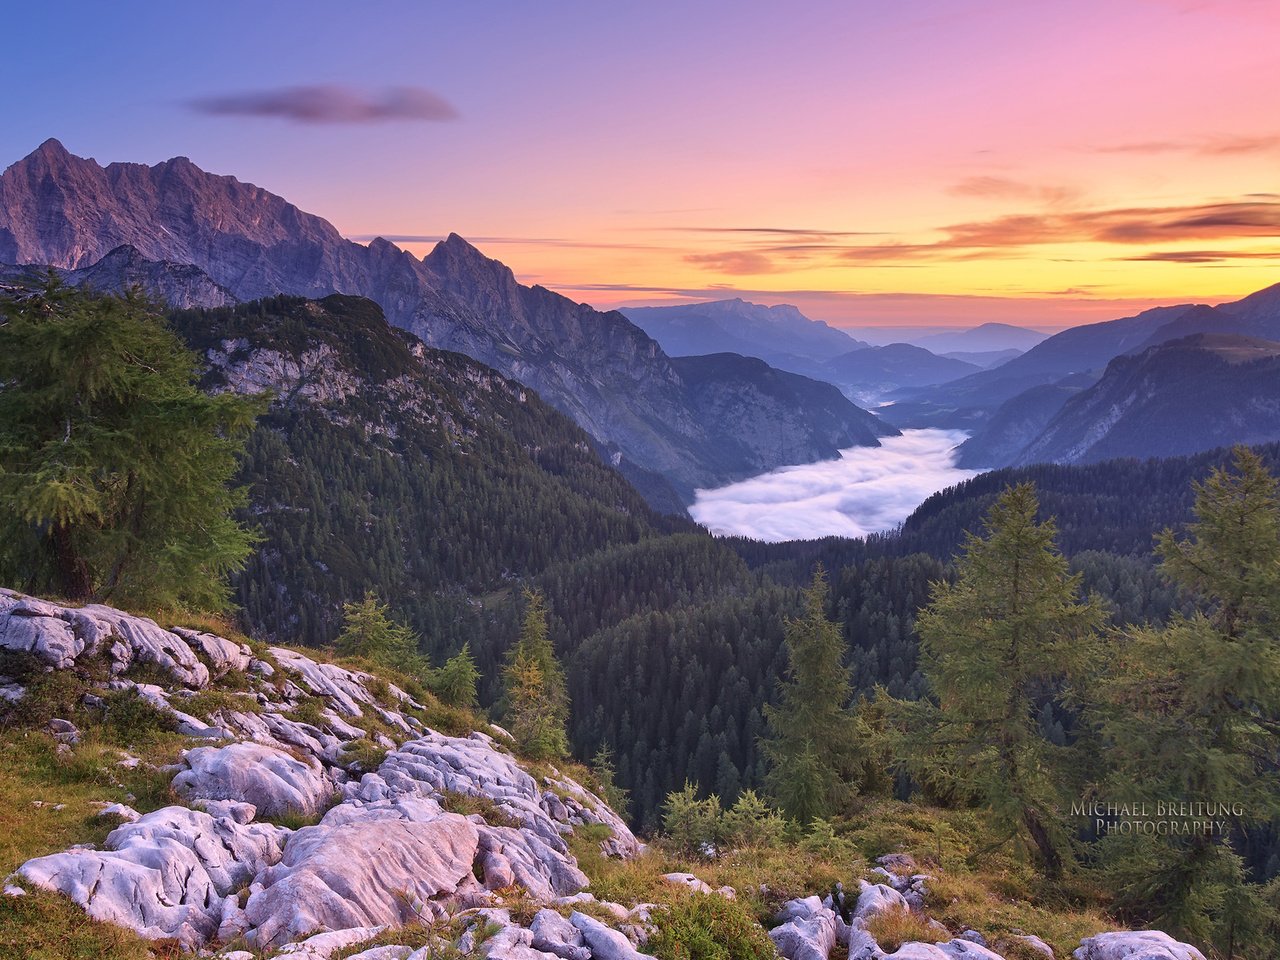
[899,483,1105,878]
[502,589,569,759]
[762,567,857,823]
[0,280,264,609]
[1094,449,1280,948]
[335,591,419,670]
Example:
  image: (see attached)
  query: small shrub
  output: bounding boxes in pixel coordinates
[120,658,175,688]
[0,666,86,729]
[864,907,948,952]
[100,689,177,745]
[720,790,785,849]
[662,782,722,857]
[340,737,388,774]
[648,893,776,960]
[799,818,855,860]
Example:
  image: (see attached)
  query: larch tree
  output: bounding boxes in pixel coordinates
[0,280,264,610]
[1093,448,1280,950]
[432,642,480,708]
[902,483,1105,879]
[502,589,569,759]
[762,566,858,823]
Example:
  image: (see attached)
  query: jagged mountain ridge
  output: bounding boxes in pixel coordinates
[1013,333,1280,465]
[0,140,891,502]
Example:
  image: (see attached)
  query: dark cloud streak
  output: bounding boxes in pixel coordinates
[189,85,458,124]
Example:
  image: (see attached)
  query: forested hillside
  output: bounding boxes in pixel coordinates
[162,294,1280,830]
[168,294,684,650]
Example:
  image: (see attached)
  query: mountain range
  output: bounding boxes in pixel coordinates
[883,283,1280,464]
[622,298,868,367]
[0,139,898,504]
[627,298,986,401]
[1007,333,1280,465]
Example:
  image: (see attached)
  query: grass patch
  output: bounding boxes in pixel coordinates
[288,694,329,728]
[0,888,182,960]
[0,731,183,877]
[261,790,343,830]
[863,907,948,951]
[438,789,522,829]
[176,687,263,721]
[648,892,776,960]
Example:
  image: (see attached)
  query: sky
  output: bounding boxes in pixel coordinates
[3,0,1279,329]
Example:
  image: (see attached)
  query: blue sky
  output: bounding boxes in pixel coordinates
[5,1,1279,328]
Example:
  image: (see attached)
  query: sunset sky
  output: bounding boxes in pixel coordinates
[4,0,1279,328]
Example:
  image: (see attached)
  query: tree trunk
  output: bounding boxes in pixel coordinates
[50,522,93,600]
[1023,806,1063,880]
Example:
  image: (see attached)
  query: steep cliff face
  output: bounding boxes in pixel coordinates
[0,141,889,502]
[671,354,896,476]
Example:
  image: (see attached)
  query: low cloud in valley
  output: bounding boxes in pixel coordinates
[690,429,980,542]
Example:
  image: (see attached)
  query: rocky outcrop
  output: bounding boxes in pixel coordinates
[1,593,639,952]
[241,797,483,949]
[0,590,209,685]
[17,802,286,947]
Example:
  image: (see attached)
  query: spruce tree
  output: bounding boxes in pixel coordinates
[502,589,569,759]
[762,566,857,823]
[0,280,264,609]
[432,643,480,708]
[901,483,1105,878]
[1094,448,1280,949]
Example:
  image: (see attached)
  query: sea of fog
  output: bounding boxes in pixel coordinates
[690,428,980,542]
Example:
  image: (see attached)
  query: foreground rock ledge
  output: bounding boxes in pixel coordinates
[0,592,639,949]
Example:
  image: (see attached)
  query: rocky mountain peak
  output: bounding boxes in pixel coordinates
[30,137,73,162]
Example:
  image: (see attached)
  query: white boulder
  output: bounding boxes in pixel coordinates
[243,797,481,949]
[173,741,334,818]
[1073,931,1206,960]
[855,880,910,920]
